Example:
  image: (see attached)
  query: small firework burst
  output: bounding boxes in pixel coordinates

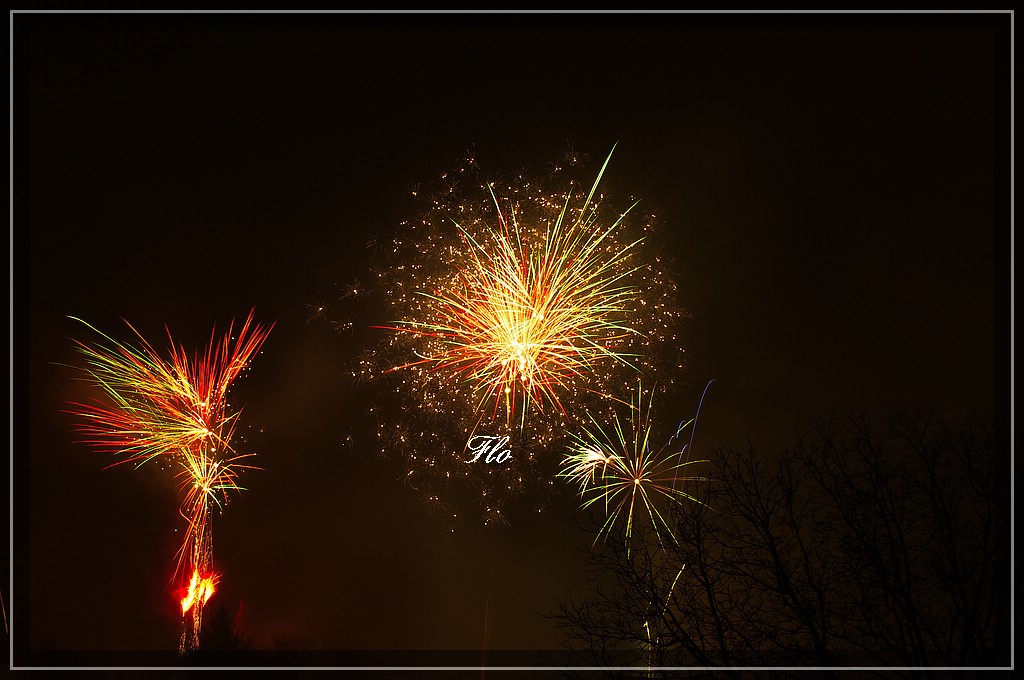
[560,381,709,548]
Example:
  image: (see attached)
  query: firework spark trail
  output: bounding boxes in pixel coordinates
[560,382,709,548]
[348,146,687,530]
[65,310,272,652]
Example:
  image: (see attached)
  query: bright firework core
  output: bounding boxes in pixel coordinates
[180,568,218,615]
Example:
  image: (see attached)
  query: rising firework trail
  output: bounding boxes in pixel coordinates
[65,310,272,653]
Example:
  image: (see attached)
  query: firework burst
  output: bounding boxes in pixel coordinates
[382,148,645,428]
[65,310,272,653]
[560,381,709,548]
[344,146,686,530]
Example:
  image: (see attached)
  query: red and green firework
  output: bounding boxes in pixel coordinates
[66,310,272,653]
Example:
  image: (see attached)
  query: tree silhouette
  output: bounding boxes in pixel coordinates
[177,600,254,666]
[199,601,248,652]
[551,409,1009,677]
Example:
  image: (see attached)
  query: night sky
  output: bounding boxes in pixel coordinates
[14,11,1009,669]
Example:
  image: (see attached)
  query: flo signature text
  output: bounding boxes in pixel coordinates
[466,435,511,464]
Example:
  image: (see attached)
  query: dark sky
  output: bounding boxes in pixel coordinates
[15,11,1009,667]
